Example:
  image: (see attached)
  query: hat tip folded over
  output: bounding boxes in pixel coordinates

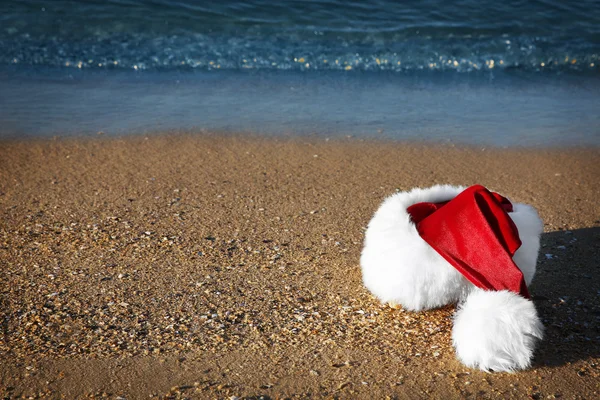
[452,289,544,372]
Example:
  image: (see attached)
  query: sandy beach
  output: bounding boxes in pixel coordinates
[1,133,599,399]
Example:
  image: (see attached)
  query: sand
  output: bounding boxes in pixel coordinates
[0,133,599,399]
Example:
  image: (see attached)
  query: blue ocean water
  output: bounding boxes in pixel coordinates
[1,0,599,145]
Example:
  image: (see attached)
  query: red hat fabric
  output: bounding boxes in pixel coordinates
[407,184,530,298]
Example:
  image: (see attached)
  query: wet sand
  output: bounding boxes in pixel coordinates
[1,134,599,399]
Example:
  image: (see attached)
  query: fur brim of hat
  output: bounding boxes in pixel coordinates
[361,185,468,311]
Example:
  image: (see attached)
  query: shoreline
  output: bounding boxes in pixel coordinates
[2,67,600,147]
[2,129,600,150]
[1,134,599,398]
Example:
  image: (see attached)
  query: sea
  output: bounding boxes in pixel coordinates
[1,0,599,146]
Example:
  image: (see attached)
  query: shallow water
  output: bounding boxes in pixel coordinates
[1,68,599,147]
[1,1,599,146]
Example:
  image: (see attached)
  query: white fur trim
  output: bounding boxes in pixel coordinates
[360,185,471,311]
[452,289,544,372]
[510,203,543,286]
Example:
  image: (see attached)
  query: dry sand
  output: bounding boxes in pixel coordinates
[0,134,599,399]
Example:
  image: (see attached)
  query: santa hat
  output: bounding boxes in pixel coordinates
[361,184,544,372]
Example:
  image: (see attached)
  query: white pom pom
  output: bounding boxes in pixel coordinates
[452,289,544,372]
